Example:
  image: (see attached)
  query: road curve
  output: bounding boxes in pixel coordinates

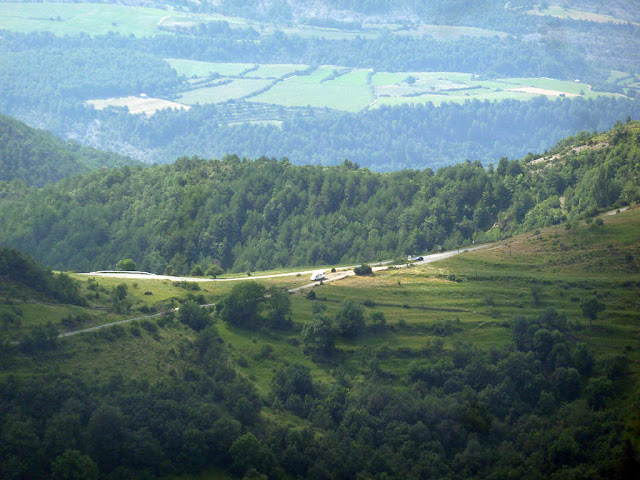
[62,246,487,338]
[80,245,487,284]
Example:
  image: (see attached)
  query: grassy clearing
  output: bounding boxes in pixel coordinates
[250,66,373,111]
[2,203,639,480]
[0,2,384,40]
[3,201,639,480]
[249,63,309,79]
[0,2,171,36]
[166,59,255,78]
[371,73,613,108]
[3,315,199,385]
[502,77,590,94]
[176,79,273,104]
[5,205,639,408]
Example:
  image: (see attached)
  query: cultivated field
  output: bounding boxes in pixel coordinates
[167,62,611,114]
[176,79,273,105]
[165,59,256,78]
[86,96,190,116]
[249,67,373,112]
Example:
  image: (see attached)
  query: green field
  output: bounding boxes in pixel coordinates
[248,63,308,79]
[249,67,374,111]
[163,62,615,113]
[369,73,614,109]
[166,59,256,78]
[176,78,273,104]
[0,2,384,39]
[0,2,171,36]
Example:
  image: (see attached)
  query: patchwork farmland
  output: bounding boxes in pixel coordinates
[85,57,622,122]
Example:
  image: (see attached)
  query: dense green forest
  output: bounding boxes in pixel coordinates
[1,121,637,274]
[0,114,136,186]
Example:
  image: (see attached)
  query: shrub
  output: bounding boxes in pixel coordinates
[140,320,158,333]
[354,264,373,275]
[115,259,136,271]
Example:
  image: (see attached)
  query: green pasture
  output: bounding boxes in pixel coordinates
[372,71,478,87]
[0,2,170,36]
[176,79,273,104]
[2,206,639,449]
[369,73,613,108]
[250,66,373,111]
[166,59,255,78]
[0,2,384,39]
[249,63,309,79]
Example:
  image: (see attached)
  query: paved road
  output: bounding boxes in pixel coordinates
[288,245,488,292]
[81,246,485,284]
[64,246,487,337]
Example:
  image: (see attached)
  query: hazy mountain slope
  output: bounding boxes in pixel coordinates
[0,114,138,186]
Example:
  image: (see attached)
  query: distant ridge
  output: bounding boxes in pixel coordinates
[0,114,139,187]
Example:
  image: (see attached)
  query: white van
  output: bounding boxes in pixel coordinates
[310,270,326,281]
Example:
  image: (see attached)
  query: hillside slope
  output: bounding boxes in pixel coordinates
[1,206,639,480]
[0,114,138,186]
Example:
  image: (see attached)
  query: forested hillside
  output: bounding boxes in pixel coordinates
[1,206,639,480]
[0,114,137,186]
[1,121,637,273]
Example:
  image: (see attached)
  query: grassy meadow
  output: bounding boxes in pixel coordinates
[0,2,383,39]
[162,62,610,114]
[85,64,613,117]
